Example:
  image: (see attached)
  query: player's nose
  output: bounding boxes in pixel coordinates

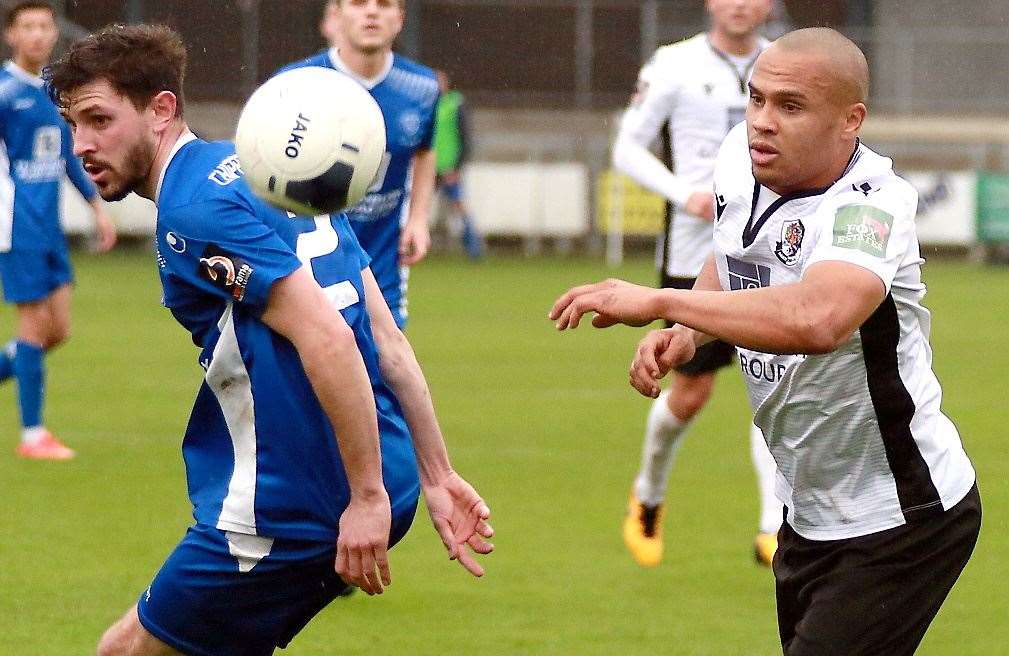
[71,128,95,158]
[748,105,776,134]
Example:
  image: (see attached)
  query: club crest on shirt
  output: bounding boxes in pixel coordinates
[774,218,805,266]
[197,244,254,302]
[399,110,422,146]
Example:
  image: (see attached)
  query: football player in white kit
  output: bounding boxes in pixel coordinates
[553,29,979,656]
[612,0,780,567]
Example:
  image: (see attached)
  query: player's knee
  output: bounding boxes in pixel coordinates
[96,611,146,656]
[96,625,128,656]
[47,323,71,350]
[668,379,714,420]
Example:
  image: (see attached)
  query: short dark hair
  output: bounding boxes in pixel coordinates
[5,1,55,28]
[43,23,187,116]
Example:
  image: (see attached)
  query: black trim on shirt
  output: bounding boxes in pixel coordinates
[706,37,761,95]
[741,141,863,248]
[860,294,944,521]
[659,118,674,281]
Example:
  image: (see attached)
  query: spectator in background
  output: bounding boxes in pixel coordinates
[434,69,481,259]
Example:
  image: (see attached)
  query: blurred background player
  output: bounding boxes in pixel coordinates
[281,0,438,328]
[319,0,341,47]
[433,69,481,259]
[0,0,115,460]
[611,0,779,567]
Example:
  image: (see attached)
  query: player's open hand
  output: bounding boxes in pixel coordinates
[424,471,494,577]
[399,221,430,266]
[550,279,661,330]
[630,328,696,398]
[336,490,393,595]
[684,191,715,220]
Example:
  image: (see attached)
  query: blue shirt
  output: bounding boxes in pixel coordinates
[278,50,439,327]
[0,61,96,252]
[155,133,419,542]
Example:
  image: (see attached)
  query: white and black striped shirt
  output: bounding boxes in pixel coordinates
[712,123,976,540]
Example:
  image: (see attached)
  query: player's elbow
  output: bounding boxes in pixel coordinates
[299,318,358,370]
[376,326,414,384]
[797,307,850,354]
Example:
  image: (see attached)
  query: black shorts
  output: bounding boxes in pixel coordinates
[660,274,735,376]
[774,484,982,656]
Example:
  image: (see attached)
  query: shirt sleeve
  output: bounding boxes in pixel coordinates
[611,51,694,208]
[61,121,98,201]
[418,88,440,151]
[333,212,371,271]
[804,183,919,293]
[158,198,303,311]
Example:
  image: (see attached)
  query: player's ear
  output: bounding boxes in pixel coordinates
[843,102,866,139]
[149,90,179,127]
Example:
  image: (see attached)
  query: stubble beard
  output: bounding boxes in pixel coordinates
[96,137,156,202]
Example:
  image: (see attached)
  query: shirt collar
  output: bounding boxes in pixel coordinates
[154,129,197,205]
[327,47,393,89]
[4,60,44,88]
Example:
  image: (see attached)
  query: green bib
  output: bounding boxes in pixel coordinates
[434,90,463,174]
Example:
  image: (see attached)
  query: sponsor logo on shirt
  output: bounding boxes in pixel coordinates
[774,218,805,266]
[166,232,186,254]
[208,155,244,186]
[739,353,790,383]
[12,97,34,111]
[14,158,63,182]
[832,205,893,258]
[726,255,770,290]
[198,244,254,302]
[346,189,404,221]
[715,193,728,222]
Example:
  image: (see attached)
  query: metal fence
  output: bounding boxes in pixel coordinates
[13,0,1006,117]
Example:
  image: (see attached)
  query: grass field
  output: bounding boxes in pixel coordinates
[0,250,1006,655]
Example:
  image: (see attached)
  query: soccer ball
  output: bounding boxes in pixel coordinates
[235,66,386,216]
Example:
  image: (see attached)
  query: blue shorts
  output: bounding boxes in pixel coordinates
[138,510,417,656]
[0,247,73,304]
[438,178,463,203]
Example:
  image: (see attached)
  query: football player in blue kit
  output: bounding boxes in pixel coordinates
[46,24,492,656]
[280,0,439,328]
[0,0,116,460]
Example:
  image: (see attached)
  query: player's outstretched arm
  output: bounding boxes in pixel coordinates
[551,261,887,355]
[262,267,392,596]
[362,269,494,576]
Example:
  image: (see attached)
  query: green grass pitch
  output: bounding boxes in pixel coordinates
[0,251,1006,654]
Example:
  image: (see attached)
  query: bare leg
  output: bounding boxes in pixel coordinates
[96,606,181,656]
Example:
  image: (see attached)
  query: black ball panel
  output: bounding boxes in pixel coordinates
[284,160,355,214]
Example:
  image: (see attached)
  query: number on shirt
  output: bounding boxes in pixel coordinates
[293,214,360,311]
